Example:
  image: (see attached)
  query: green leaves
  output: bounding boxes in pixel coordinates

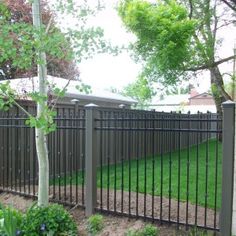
[25,108,57,134]
[0,82,15,111]
[20,203,77,235]
[0,21,73,70]
[28,92,47,104]
[76,83,92,94]
[87,214,104,236]
[0,206,23,236]
[122,75,154,109]
[118,0,197,85]
[52,87,66,98]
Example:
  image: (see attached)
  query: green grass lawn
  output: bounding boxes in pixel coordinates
[53,139,222,210]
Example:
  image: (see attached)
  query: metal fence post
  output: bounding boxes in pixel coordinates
[85,105,98,216]
[220,100,235,235]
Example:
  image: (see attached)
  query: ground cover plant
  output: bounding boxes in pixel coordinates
[0,203,77,236]
[54,139,222,210]
[0,204,23,236]
[126,224,159,236]
[86,214,104,235]
[21,203,77,235]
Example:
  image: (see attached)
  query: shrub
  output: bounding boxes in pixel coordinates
[0,205,23,236]
[20,203,77,236]
[87,214,104,235]
[141,224,159,236]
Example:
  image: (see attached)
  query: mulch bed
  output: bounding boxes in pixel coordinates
[0,185,220,235]
[48,185,219,229]
[0,192,218,236]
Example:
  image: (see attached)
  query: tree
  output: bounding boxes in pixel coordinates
[0,0,115,207]
[118,0,236,114]
[122,75,155,109]
[165,84,193,95]
[0,0,79,80]
[221,0,236,11]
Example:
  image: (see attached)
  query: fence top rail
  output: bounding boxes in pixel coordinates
[0,125,85,129]
[95,117,222,122]
[95,127,222,133]
[0,117,85,121]
[91,106,220,115]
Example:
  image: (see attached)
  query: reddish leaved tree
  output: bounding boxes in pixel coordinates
[0,0,80,80]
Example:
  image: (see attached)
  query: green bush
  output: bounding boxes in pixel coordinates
[87,214,104,235]
[20,203,77,236]
[0,205,23,236]
[141,224,159,236]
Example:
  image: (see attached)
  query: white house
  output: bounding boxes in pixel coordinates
[149,89,216,113]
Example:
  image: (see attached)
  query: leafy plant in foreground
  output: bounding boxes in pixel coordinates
[87,214,104,235]
[125,224,159,236]
[20,203,77,236]
[141,224,159,236]
[0,205,23,236]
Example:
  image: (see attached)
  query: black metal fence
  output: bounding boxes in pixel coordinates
[0,105,223,232]
[95,108,222,231]
[0,104,86,207]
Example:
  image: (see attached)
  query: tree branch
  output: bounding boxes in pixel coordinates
[187,55,236,71]
[12,99,33,117]
[188,0,193,18]
[49,78,72,111]
[216,20,236,30]
[45,15,53,34]
[221,0,236,12]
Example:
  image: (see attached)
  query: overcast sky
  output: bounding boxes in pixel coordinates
[64,0,236,93]
[78,0,141,91]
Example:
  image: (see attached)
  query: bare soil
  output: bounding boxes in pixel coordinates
[0,189,219,236]
[49,185,219,229]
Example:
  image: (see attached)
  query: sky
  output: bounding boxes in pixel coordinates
[78,0,141,91]
[59,0,236,93]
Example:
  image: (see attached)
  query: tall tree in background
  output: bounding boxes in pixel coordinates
[0,0,79,80]
[122,75,155,109]
[221,0,236,11]
[118,0,236,114]
[0,0,115,206]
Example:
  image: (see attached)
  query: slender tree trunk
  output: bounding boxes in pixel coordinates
[32,0,49,207]
[35,127,49,206]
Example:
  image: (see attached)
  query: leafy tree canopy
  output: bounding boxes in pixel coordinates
[118,0,197,85]
[118,0,236,114]
[0,0,117,80]
[122,75,155,108]
[0,0,81,80]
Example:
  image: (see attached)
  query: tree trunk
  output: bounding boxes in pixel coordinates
[210,66,231,142]
[35,127,49,207]
[32,0,49,207]
[210,65,232,115]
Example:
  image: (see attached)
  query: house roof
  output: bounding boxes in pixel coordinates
[151,94,190,106]
[149,92,216,113]
[0,76,137,105]
[189,92,211,99]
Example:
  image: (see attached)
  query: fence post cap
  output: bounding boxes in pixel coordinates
[71,99,79,104]
[119,104,126,109]
[84,103,99,108]
[222,100,235,108]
